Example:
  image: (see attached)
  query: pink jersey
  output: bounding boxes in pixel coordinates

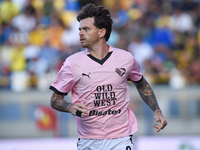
[50,45,143,139]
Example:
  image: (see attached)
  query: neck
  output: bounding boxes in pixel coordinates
[88,42,109,60]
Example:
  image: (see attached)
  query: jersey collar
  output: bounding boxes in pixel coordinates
[86,45,113,65]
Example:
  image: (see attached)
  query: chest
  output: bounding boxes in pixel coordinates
[72,56,132,90]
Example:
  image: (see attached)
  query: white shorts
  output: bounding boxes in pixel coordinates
[77,135,134,150]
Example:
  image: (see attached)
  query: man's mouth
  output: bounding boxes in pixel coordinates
[80,38,86,43]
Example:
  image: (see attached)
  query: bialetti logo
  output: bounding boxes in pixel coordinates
[115,68,126,77]
[82,72,91,78]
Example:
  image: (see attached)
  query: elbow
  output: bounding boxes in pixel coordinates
[50,93,57,109]
[50,102,54,109]
[50,100,56,109]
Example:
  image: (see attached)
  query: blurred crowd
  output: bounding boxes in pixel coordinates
[0,0,200,92]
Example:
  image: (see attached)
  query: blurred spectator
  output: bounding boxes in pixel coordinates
[128,34,155,72]
[38,40,61,71]
[169,67,186,89]
[169,5,194,33]
[194,4,200,27]
[43,0,55,17]
[107,29,120,47]
[8,27,29,45]
[61,17,80,47]
[0,0,19,23]
[28,24,46,46]
[0,42,12,89]
[147,26,175,48]
[11,5,36,32]
[0,22,13,44]
[45,17,65,51]
[24,0,36,16]
[64,0,80,11]
[11,0,29,11]
[9,44,26,72]
[186,59,200,84]
[110,3,130,29]
[8,43,28,92]
[23,43,40,62]
[37,40,61,90]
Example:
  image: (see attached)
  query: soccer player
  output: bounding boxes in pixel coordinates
[50,3,167,150]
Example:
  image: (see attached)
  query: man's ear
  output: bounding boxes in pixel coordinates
[99,28,106,38]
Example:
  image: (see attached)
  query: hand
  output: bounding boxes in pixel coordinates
[153,110,167,133]
[69,103,88,117]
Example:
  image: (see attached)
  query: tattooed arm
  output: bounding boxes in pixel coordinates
[50,92,88,116]
[134,77,160,112]
[50,93,72,113]
[134,77,167,132]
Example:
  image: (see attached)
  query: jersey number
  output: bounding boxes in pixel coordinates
[126,146,131,150]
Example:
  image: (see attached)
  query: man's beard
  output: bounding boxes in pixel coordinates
[81,42,89,48]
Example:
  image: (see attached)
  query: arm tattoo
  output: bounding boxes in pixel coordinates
[134,78,160,112]
[50,93,72,113]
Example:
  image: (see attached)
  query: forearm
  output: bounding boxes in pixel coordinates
[134,77,160,112]
[50,93,72,113]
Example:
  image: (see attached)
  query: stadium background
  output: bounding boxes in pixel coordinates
[0,0,200,149]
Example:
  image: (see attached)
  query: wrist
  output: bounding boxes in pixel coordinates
[154,109,162,114]
[67,103,73,113]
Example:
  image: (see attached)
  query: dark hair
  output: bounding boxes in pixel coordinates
[77,3,113,41]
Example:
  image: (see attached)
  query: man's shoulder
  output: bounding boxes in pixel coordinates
[112,47,133,58]
[62,50,87,67]
[67,49,87,60]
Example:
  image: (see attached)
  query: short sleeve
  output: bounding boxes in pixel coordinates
[127,57,143,82]
[49,59,75,95]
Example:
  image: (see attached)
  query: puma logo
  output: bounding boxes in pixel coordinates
[82,72,91,78]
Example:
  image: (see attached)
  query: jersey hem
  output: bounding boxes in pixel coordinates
[78,129,138,140]
[128,76,143,83]
[49,86,68,95]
